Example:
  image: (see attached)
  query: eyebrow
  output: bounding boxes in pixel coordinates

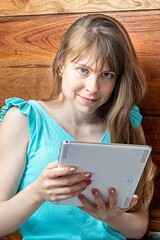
[73,61,113,73]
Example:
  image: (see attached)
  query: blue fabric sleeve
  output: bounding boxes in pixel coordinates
[0,98,38,139]
[0,98,30,123]
[0,97,41,154]
[130,106,142,128]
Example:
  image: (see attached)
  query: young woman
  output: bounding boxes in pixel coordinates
[0,14,156,239]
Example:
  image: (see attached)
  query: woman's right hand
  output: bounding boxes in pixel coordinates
[33,161,92,203]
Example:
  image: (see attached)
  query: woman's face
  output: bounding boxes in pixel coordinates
[61,56,117,116]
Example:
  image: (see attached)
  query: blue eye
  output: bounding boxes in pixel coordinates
[78,68,88,75]
[101,72,115,79]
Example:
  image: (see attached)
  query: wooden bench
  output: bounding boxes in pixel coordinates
[0,10,160,239]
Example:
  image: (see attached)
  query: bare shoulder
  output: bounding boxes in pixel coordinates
[0,106,29,147]
[1,106,27,121]
[0,106,28,130]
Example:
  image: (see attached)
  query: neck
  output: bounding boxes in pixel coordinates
[60,100,100,127]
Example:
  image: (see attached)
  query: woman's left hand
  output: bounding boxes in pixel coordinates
[78,188,138,223]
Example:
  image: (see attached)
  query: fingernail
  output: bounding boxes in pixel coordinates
[109,188,114,194]
[84,173,92,178]
[92,189,98,195]
[69,167,76,172]
[134,200,138,205]
[86,180,92,186]
[78,194,84,201]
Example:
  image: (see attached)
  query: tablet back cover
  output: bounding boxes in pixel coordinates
[57,142,151,209]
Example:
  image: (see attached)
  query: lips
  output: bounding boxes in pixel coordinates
[78,95,98,103]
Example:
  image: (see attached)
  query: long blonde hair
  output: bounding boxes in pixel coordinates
[49,13,156,210]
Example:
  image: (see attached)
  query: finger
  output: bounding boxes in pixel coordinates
[91,189,107,220]
[108,188,117,208]
[52,187,86,202]
[45,170,92,188]
[79,206,86,211]
[77,193,96,212]
[129,194,138,208]
[46,165,77,179]
[52,179,91,194]
[77,194,101,220]
[46,161,77,177]
[92,189,106,209]
[47,161,58,169]
[78,206,90,214]
[56,174,92,186]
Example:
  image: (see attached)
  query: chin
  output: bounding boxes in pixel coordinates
[77,106,98,115]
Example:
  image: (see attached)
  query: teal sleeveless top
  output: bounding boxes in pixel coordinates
[0,98,142,240]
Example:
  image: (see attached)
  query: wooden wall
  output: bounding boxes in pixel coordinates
[0,0,160,239]
[0,0,159,16]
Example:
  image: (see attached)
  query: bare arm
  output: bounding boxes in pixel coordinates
[106,204,148,239]
[0,107,91,236]
[0,107,42,235]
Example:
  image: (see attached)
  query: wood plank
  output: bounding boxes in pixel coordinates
[143,118,160,233]
[149,210,160,231]
[0,11,160,114]
[150,167,160,209]
[0,66,53,105]
[0,11,159,59]
[142,117,160,156]
[0,0,160,17]
[140,81,160,116]
[0,231,22,240]
[142,117,160,210]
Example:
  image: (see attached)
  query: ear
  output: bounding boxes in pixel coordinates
[57,62,64,75]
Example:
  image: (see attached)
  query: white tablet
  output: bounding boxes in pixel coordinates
[57,141,151,209]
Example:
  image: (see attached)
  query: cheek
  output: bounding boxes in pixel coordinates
[62,76,83,92]
[103,83,115,93]
[63,81,79,93]
[70,82,81,91]
[101,82,116,99]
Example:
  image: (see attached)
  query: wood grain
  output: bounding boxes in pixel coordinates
[0,11,160,114]
[0,65,53,104]
[0,231,22,240]
[149,210,160,231]
[142,117,160,211]
[142,117,160,156]
[0,0,160,17]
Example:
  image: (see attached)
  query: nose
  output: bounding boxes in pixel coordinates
[85,75,98,94]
